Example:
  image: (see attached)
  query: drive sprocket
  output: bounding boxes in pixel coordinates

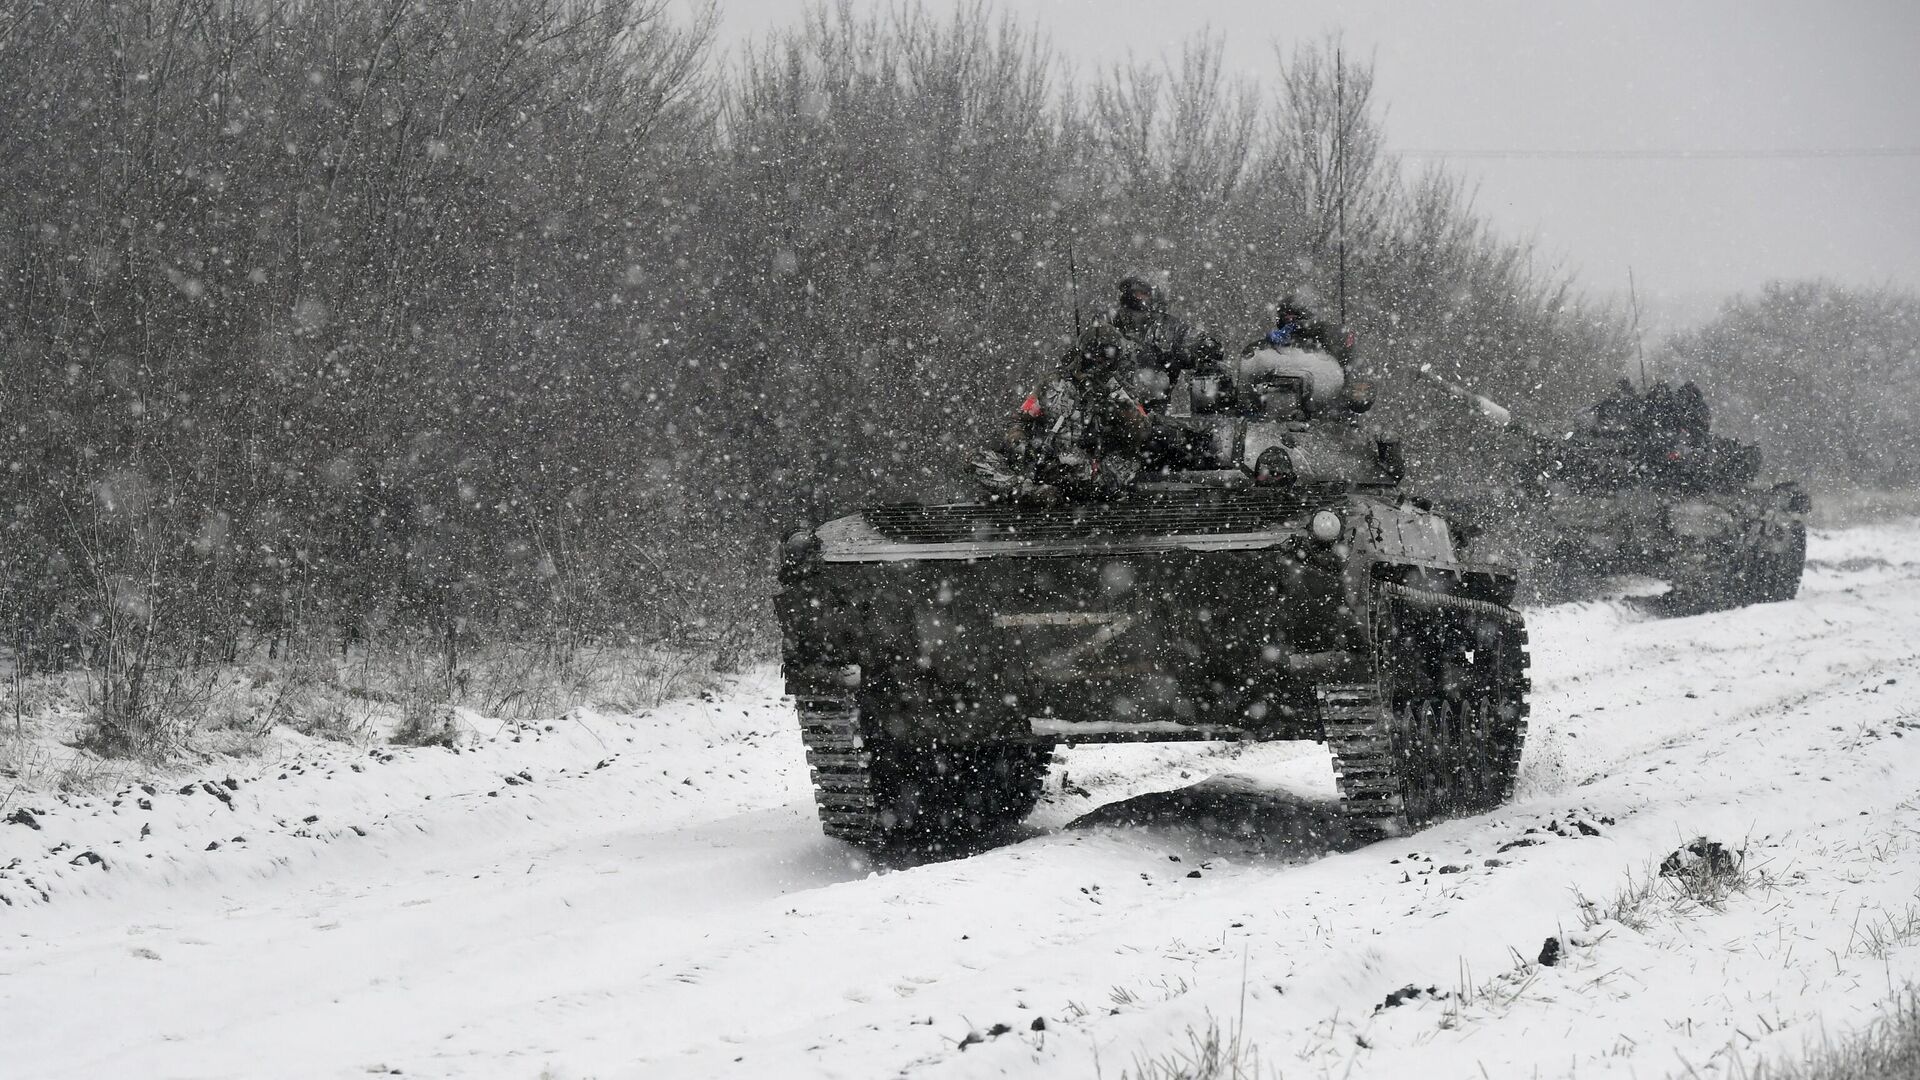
[788,665,1050,848]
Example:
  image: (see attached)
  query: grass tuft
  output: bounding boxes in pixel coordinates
[1748,988,1920,1080]
[1574,838,1777,932]
[1123,1015,1262,1080]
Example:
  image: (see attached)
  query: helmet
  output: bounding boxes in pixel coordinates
[1275,294,1309,326]
[1116,275,1158,313]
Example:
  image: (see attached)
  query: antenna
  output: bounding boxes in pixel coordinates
[1335,44,1347,329]
[1627,266,1647,386]
[1068,243,1084,336]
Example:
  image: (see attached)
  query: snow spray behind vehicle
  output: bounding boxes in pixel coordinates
[1415,368,1810,612]
[774,345,1530,849]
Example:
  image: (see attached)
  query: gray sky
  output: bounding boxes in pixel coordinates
[714,0,1920,320]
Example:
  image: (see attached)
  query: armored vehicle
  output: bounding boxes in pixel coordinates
[775,345,1531,849]
[1416,369,1809,612]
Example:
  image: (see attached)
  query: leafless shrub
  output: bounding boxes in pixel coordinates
[386,639,462,748]
[391,702,464,749]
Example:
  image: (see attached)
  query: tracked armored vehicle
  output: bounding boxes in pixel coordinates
[775,345,1531,849]
[1417,369,1810,612]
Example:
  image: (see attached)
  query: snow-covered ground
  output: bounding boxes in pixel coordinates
[4,523,1920,1079]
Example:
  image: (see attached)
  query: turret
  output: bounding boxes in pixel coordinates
[1149,343,1400,491]
[1414,365,1765,494]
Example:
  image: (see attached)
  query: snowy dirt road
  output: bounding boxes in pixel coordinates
[5,524,1920,1079]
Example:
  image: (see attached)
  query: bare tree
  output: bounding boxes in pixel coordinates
[0,1,1652,756]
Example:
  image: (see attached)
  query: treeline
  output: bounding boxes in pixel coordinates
[1,0,719,686]
[0,0,1630,747]
[1661,280,1920,488]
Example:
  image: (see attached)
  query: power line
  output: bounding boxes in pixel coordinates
[1393,147,1920,161]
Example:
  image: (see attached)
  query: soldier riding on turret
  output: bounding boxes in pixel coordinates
[970,324,1154,502]
[1111,275,1225,412]
[1253,294,1353,364]
[1584,379,1714,479]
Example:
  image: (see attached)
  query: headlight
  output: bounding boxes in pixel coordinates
[1310,510,1343,543]
[780,530,823,572]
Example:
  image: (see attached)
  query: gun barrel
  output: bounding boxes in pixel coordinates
[1416,366,1570,444]
[1415,368,1516,428]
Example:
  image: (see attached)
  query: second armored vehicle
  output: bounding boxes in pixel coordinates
[776,344,1531,848]
[1418,368,1810,612]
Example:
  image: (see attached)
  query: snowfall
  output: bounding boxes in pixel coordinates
[4,523,1919,1080]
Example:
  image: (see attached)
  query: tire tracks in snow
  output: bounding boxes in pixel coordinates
[8,526,1920,1078]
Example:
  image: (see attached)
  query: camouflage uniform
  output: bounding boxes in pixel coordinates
[1111,276,1224,412]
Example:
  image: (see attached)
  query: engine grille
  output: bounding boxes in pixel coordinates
[864,486,1348,544]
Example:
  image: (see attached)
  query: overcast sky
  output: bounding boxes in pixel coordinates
[713,0,1920,322]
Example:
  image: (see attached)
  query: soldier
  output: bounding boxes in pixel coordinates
[1582,379,1720,483]
[1639,381,1713,476]
[1110,275,1224,412]
[1668,381,1712,443]
[971,324,1152,501]
[1259,294,1353,363]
